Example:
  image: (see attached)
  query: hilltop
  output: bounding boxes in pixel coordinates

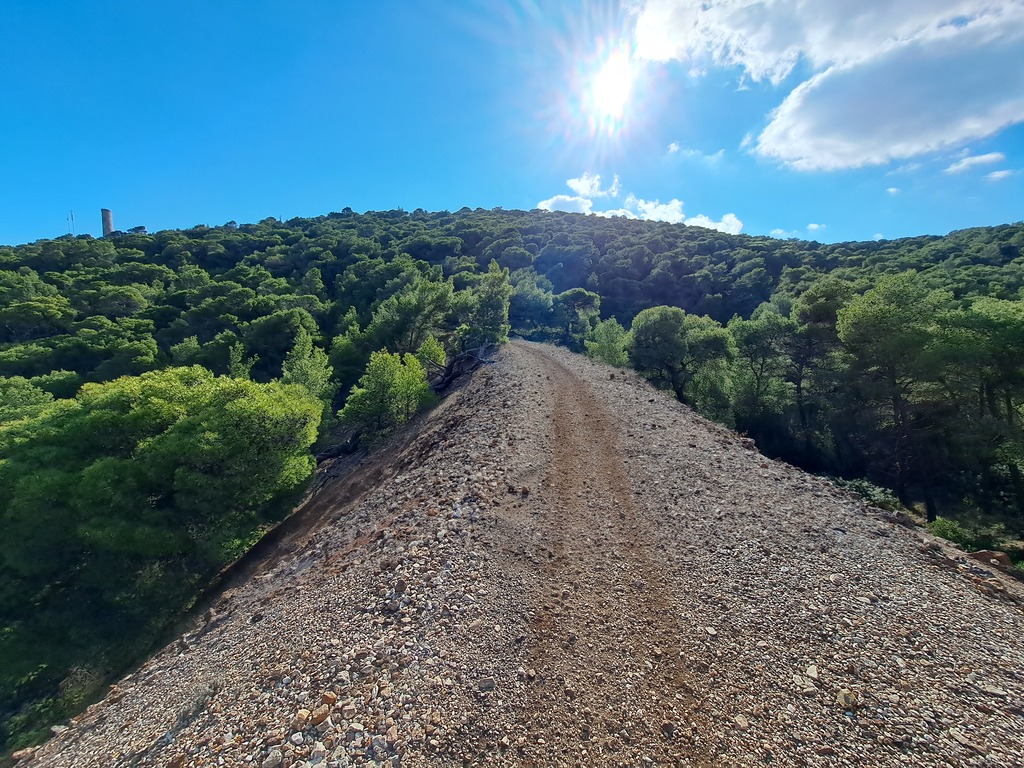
[13,342,1024,768]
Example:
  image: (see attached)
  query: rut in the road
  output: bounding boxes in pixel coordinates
[503,344,709,767]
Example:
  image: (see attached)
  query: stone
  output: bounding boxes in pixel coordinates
[262,749,284,768]
[310,704,331,726]
[950,728,986,754]
[291,708,311,731]
[11,748,38,762]
[979,685,1009,698]
[805,664,819,680]
[321,691,338,706]
[341,702,357,719]
[310,741,328,762]
[478,676,496,691]
[967,550,1012,567]
[706,627,718,636]
[836,688,860,709]
[733,714,750,730]
[290,732,305,745]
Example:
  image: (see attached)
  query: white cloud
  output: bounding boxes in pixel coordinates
[770,228,799,239]
[627,197,744,233]
[807,223,825,232]
[667,141,680,154]
[565,172,620,198]
[945,152,1006,173]
[684,212,744,234]
[595,208,638,219]
[887,187,900,195]
[986,169,1014,181]
[538,174,743,234]
[874,233,886,240]
[633,197,685,223]
[537,195,593,214]
[632,1,1024,170]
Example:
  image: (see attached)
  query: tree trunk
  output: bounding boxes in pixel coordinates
[1009,462,1024,519]
[892,384,937,521]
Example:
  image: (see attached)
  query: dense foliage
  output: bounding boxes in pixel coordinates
[0,211,517,753]
[2,207,1023,751]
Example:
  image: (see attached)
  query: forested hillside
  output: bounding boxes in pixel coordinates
[2,208,1023,754]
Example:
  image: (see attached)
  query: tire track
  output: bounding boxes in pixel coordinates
[507,342,710,767]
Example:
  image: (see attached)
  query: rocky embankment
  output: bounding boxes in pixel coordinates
[14,341,1024,767]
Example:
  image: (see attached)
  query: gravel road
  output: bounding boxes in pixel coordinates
[15,341,1024,768]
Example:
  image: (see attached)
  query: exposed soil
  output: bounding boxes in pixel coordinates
[14,341,1024,768]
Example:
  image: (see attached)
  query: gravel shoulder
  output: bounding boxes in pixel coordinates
[15,341,1024,768]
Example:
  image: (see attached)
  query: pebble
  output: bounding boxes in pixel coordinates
[16,343,1024,768]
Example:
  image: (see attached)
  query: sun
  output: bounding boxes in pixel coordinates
[589,46,636,121]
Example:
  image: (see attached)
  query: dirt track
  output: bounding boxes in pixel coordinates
[16,341,1024,768]
[501,345,707,765]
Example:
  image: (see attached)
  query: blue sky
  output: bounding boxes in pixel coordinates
[1,0,1022,245]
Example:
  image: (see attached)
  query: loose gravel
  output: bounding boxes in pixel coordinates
[14,341,1024,768]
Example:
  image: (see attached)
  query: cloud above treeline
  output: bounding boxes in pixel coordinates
[537,173,743,234]
[632,0,1024,171]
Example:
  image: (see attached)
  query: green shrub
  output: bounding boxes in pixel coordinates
[338,349,435,437]
[829,477,901,511]
[928,517,1008,551]
[928,517,972,547]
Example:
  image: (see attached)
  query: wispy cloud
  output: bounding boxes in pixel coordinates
[666,144,725,163]
[944,152,1006,173]
[633,1,1024,171]
[770,228,800,239]
[807,223,826,232]
[886,187,900,195]
[986,169,1015,181]
[888,162,923,176]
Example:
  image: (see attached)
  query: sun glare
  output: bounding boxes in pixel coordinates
[589,46,636,121]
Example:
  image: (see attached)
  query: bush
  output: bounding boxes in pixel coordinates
[829,477,901,511]
[338,349,435,437]
[928,517,972,547]
[585,319,629,367]
[928,516,1008,551]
